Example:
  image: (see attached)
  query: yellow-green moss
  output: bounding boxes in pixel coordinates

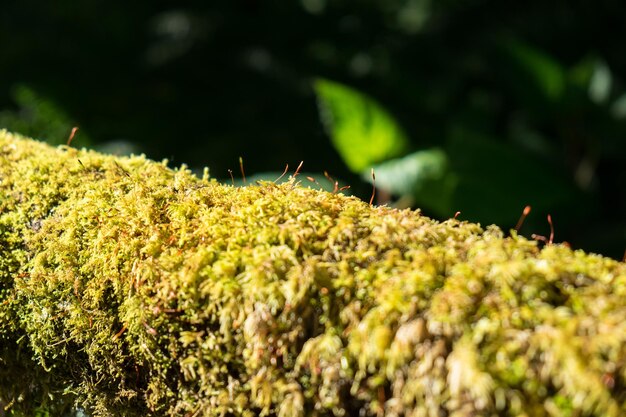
[0,129,625,416]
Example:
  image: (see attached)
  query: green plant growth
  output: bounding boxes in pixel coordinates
[0,85,91,147]
[1,130,626,416]
[3,3,625,259]
[314,78,410,173]
[314,75,584,227]
[313,42,626,257]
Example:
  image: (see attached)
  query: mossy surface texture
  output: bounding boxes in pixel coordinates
[1,130,625,417]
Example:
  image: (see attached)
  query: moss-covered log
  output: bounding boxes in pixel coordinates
[1,130,625,417]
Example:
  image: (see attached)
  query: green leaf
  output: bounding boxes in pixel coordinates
[314,78,409,173]
[588,59,612,104]
[363,148,457,215]
[363,148,448,195]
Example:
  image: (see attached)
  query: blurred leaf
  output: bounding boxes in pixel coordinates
[499,39,566,108]
[95,140,142,156]
[410,172,458,216]
[314,78,409,173]
[588,59,612,104]
[300,0,326,15]
[395,0,432,34]
[363,148,447,195]
[363,148,456,215]
[0,85,90,146]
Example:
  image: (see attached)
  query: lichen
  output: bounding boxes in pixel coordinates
[0,129,625,416]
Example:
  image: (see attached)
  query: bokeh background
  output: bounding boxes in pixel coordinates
[1,1,624,259]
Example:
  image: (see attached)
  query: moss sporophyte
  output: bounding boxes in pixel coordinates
[0,129,625,417]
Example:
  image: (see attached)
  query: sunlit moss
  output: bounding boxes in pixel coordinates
[1,129,625,416]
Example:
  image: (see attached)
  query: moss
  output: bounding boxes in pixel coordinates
[0,129,625,416]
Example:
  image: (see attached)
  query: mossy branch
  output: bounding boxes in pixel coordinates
[0,130,625,416]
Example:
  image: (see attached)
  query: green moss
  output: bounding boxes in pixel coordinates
[0,129,625,416]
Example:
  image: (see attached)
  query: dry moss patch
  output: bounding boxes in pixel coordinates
[0,130,625,417]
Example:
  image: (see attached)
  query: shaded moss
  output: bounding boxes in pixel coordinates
[0,129,625,416]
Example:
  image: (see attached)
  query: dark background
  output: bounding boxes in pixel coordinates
[1,1,624,259]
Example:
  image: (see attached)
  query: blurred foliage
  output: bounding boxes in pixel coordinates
[0,0,624,258]
[317,80,584,227]
[315,78,409,172]
[0,85,90,146]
